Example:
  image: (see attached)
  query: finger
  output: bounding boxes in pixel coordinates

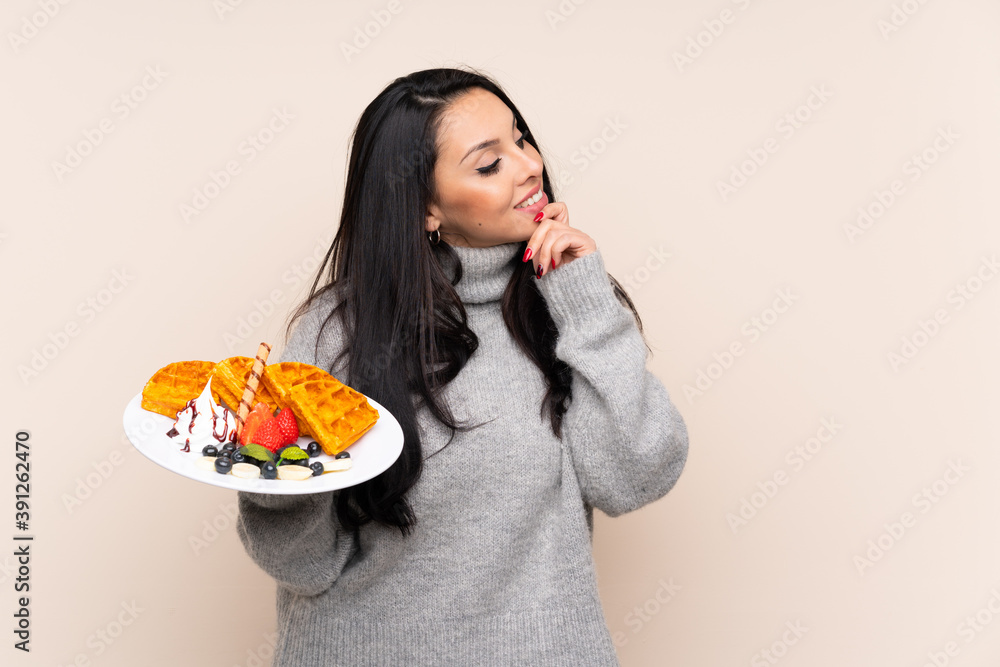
[527,218,568,274]
[528,231,545,278]
[545,230,566,273]
[522,219,554,278]
[536,229,572,278]
[539,201,568,224]
[540,230,593,277]
[525,217,576,274]
[525,218,554,272]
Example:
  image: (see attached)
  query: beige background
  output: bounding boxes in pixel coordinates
[2,0,999,665]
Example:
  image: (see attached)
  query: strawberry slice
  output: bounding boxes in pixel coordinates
[275,407,300,445]
[240,402,272,446]
[252,418,284,453]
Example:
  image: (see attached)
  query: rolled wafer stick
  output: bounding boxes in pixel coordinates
[235,342,271,438]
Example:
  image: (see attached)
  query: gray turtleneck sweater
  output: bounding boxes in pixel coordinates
[236,241,689,666]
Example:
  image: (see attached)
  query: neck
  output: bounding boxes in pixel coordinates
[445,241,524,304]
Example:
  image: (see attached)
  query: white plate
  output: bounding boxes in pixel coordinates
[122,393,404,494]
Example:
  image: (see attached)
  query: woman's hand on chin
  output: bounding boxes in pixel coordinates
[523,201,596,278]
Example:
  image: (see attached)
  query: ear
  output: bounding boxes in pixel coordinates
[425,203,441,234]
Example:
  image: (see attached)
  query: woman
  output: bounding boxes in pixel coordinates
[236,66,689,666]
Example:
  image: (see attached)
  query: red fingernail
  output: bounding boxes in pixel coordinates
[551,258,555,270]
[536,263,543,279]
[523,247,533,262]
[534,212,544,222]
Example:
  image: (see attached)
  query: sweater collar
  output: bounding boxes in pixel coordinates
[446,241,523,304]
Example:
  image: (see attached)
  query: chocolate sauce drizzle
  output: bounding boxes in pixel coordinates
[184,397,198,451]
[210,409,232,444]
[167,396,237,454]
[187,398,198,433]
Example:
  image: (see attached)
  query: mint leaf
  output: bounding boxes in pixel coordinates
[239,444,274,462]
[278,445,308,461]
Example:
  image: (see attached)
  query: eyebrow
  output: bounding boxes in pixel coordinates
[459,114,517,165]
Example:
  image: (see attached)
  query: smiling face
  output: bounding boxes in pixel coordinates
[425,87,546,248]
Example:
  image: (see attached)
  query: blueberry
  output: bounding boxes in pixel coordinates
[214,457,233,474]
[274,445,290,457]
[217,450,232,460]
[220,443,236,455]
[335,451,351,460]
[202,445,218,457]
[261,462,277,480]
[306,441,321,457]
[231,451,246,464]
[310,461,324,477]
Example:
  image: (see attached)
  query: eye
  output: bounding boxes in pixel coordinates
[476,130,531,177]
[477,158,501,177]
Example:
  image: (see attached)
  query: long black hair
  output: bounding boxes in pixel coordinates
[287,66,644,536]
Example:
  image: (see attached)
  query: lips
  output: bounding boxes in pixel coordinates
[514,189,548,216]
[515,184,541,208]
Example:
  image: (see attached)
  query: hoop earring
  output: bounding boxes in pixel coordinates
[428,228,441,245]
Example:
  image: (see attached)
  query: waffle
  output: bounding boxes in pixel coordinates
[140,355,380,454]
[262,362,341,410]
[211,356,280,415]
[141,360,216,418]
[287,379,379,456]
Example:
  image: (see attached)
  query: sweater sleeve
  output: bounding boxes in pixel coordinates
[235,291,356,596]
[534,250,689,517]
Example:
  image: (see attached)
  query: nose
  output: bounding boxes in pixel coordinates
[513,144,543,184]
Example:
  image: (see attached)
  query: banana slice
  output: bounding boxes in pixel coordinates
[232,462,261,479]
[323,458,353,473]
[195,456,217,472]
[277,465,313,481]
